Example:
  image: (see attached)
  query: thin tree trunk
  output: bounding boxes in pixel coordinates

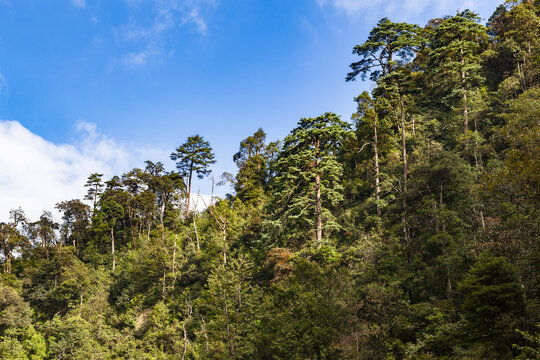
[186,165,193,218]
[111,227,116,271]
[200,315,209,354]
[79,291,83,316]
[315,172,322,245]
[433,198,439,234]
[193,216,200,251]
[160,194,165,228]
[373,119,381,217]
[162,267,166,296]
[172,235,177,282]
[315,138,322,246]
[517,61,526,92]
[222,220,227,266]
[93,183,98,211]
[181,303,192,360]
[4,252,11,274]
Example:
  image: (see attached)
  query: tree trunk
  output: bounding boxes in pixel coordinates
[4,251,11,274]
[172,235,177,282]
[373,119,381,217]
[186,164,193,218]
[111,227,116,271]
[200,315,209,354]
[222,220,227,266]
[315,138,322,246]
[160,194,165,228]
[162,266,167,297]
[193,216,200,251]
[181,303,192,360]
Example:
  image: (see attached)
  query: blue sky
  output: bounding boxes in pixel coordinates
[0,0,499,219]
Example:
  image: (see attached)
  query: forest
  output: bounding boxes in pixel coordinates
[0,0,539,359]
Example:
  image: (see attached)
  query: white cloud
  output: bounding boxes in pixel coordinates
[72,0,86,8]
[316,0,496,20]
[116,0,218,66]
[183,7,207,35]
[0,120,167,221]
[190,192,213,212]
[123,46,161,66]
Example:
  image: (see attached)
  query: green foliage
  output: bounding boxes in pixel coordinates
[45,315,106,360]
[1,2,539,358]
[203,256,261,359]
[347,18,421,81]
[264,113,353,247]
[458,253,525,356]
[256,259,351,359]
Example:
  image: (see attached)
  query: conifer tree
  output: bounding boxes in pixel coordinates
[170,135,216,217]
[264,113,353,247]
[348,18,421,246]
[233,128,271,202]
[426,10,488,139]
[84,173,104,211]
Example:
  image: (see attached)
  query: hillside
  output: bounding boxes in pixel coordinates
[1,1,539,359]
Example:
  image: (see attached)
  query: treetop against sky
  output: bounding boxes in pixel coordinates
[0,0,497,220]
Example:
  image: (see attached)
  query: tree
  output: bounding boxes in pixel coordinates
[0,209,29,274]
[84,173,104,211]
[170,135,216,217]
[264,113,353,247]
[203,257,261,359]
[256,258,351,359]
[488,1,540,92]
[55,200,90,251]
[26,211,59,260]
[426,10,488,139]
[0,285,46,360]
[458,254,525,355]
[353,92,383,217]
[346,17,421,82]
[45,316,106,360]
[100,200,124,271]
[348,18,421,248]
[144,161,184,228]
[233,128,271,202]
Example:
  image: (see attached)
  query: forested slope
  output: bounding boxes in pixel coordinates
[1,1,539,359]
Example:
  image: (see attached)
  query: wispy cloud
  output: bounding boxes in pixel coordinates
[0,72,6,93]
[316,0,496,20]
[116,0,218,66]
[0,120,167,221]
[123,46,161,66]
[183,7,207,35]
[71,0,86,8]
